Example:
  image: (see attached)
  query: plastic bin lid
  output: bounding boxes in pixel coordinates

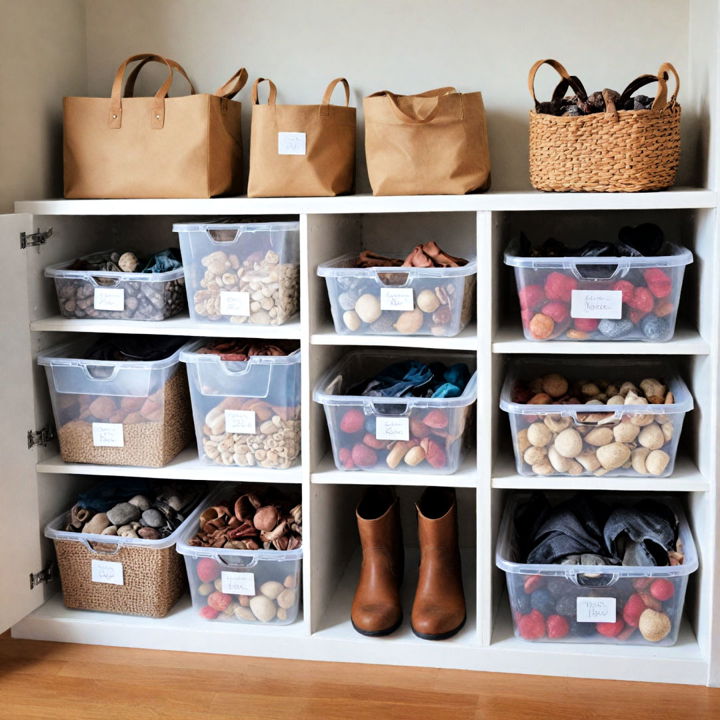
[45,250,184,281]
[180,340,301,367]
[495,493,698,578]
[317,253,478,278]
[172,219,299,232]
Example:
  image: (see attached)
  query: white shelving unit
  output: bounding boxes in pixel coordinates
[2,0,719,690]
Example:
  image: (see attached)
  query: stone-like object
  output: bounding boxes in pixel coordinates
[82,512,110,535]
[107,502,141,527]
[141,508,165,528]
[249,594,277,623]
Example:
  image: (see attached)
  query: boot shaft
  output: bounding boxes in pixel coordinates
[356,486,404,577]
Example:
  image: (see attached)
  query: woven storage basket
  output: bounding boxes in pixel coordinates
[528,59,681,192]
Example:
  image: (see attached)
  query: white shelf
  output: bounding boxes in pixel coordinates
[492,325,710,355]
[311,453,477,487]
[15,187,716,216]
[491,456,708,491]
[30,314,302,339]
[37,448,303,483]
[311,323,477,351]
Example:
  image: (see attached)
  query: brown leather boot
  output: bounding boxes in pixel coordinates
[351,487,404,636]
[411,487,466,640]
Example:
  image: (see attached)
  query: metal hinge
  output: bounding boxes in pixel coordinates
[30,564,56,589]
[27,425,55,449]
[20,227,53,250]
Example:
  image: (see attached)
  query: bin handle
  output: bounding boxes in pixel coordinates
[565,570,620,587]
[88,275,122,289]
[366,400,411,416]
[82,365,121,381]
[81,539,122,556]
[211,554,260,569]
[566,260,632,282]
[371,268,411,288]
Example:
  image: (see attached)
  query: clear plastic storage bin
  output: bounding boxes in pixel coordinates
[45,251,186,321]
[504,240,692,342]
[496,494,698,646]
[38,339,192,467]
[181,342,301,469]
[313,350,477,474]
[45,487,207,617]
[499,359,693,478]
[317,253,477,337]
[174,220,300,325]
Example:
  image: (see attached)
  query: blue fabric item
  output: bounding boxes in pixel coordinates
[141,248,183,273]
[77,478,157,512]
[349,360,470,398]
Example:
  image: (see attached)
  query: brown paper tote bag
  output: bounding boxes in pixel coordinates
[247,77,356,198]
[363,87,491,195]
[64,53,247,198]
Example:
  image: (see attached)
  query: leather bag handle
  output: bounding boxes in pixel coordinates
[618,62,680,112]
[320,77,350,117]
[528,58,585,110]
[109,53,175,129]
[123,56,196,97]
[214,68,249,100]
[376,87,459,124]
[251,77,278,105]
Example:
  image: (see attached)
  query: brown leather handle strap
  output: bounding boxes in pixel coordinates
[320,77,350,117]
[617,74,657,107]
[109,53,174,129]
[214,68,248,99]
[652,62,680,110]
[251,77,278,105]
[124,56,195,97]
[528,58,573,109]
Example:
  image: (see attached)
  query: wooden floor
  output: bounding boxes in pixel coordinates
[0,631,718,720]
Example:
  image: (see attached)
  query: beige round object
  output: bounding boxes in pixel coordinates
[284,574,298,589]
[394,309,424,334]
[416,289,440,313]
[276,588,296,609]
[631,447,651,474]
[198,583,214,597]
[214,578,224,592]
[260,581,285,600]
[613,422,640,443]
[624,390,647,406]
[640,378,667,400]
[607,395,625,406]
[638,609,672,643]
[619,382,638,397]
[527,422,553,448]
[118,251,139,272]
[543,414,571,433]
[638,424,665,450]
[547,446,571,472]
[661,423,673,442]
[580,382,600,397]
[354,293,382,323]
[541,373,568,398]
[584,427,614,447]
[554,428,583,458]
[342,310,361,331]
[250,595,277,623]
[576,451,601,472]
[517,428,531,455]
[646,449,670,476]
[596,442,631,470]
[523,446,547,465]
[531,460,553,475]
[630,414,654,427]
[404,445,426,466]
[566,460,584,475]
[234,606,256,622]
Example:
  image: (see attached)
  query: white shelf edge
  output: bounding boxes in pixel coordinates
[30,315,302,339]
[491,456,708,491]
[311,323,477,351]
[311,453,477,487]
[15,187,718,216]
[492,326,710,355]
[36,448,303,483]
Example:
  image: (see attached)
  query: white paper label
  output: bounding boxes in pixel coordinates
[576,596,617,623]
[380,287,414,312]
[92,422,124,447]
[221,571,256,596]
[220,291,250,317]
[570,290,622,320]
[225,410,256,435]
[91,559,124,585]
[375,416,410,442]
[94,287,125,311]
[278,131,306,155]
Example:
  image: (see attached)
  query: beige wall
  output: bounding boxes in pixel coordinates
[83,0,691,191]
[0,0,86,210]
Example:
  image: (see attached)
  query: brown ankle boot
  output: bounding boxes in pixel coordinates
[351,487,404,636]
[411,487,466,640]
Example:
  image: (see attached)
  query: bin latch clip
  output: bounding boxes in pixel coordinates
[20,227,53,250]
[27,425,55,449]
[30,564,56,590]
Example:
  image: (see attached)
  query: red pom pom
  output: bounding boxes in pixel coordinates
[622,593,647,627]
[207,591,232,612]
[628,287,654,313]
[196,557,221,583]
[518,609,546,640]
[200,605,220,620]
[650,578,675,602]
[518,284,545,310]
[340,409,365,434]
[546,614,570,639]
[541,301,569,324]
[351,443,377,468]
[596,619,625,637]
[363,433,386,450]
[643,268,672,298]
[545,272,578,302]
[612,280,635,303]
[574,317,599,332]
[523,575,544,594]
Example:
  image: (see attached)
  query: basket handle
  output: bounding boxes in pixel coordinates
[123,56,195,98]
[618,62,680,112]
[528,59,585,110]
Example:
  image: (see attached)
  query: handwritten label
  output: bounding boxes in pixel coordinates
[375,416,410,442]
[94,287,125,311]
[91,559,124,585]
[571,290,622,320]
[92,422,124,447]
[220,290,250,316]
[278,131,306,155]
[221,571,256,596]
[225,410,256,435]
[576,596,616,623]
[380,287,414,312]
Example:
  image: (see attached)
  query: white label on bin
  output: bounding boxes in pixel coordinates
[93,287,125,311]
[91,560,124,585]
[92,422,124,447]
[221,571,256,596]
[570,290,622,320]
[278,131,306,155]
[375,416,410,441]
[225,410,256,435]
[220,291,250,316]
[380,287,414,312]
[576,596,616,623]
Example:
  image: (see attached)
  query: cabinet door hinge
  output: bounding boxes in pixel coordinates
[27,425,55,449]
[20,227,53,250]
[30,564,56,589]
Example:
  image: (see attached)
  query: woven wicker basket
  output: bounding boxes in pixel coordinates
[528,59,681,193]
